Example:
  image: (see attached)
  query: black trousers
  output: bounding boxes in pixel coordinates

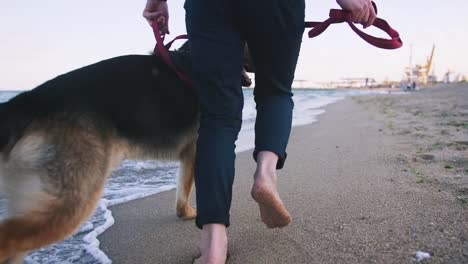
[185,0,305,229]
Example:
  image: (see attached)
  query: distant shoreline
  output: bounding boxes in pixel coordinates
[0,90,27,92]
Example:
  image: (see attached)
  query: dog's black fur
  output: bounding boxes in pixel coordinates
[0,43,198,155]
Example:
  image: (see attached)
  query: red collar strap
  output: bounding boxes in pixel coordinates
[306,2,403,49]
[151,21,193,87]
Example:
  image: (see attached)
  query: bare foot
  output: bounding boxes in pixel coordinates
[193,224,227,264]
[251,169,291,228]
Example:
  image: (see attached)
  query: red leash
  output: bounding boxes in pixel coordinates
[306,2,403,49]
[151,21,193,87]
[151,3,402,86]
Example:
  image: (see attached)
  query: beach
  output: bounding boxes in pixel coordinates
[99,84,468,264]
[0,89,382,263]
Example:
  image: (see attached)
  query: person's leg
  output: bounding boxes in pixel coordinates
[185,0,244,262]
[238,0,305,228]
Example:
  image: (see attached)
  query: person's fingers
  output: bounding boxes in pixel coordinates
[157,16,165,24]
[360,7,370,27]
[352,9,365,24]
[365,5,377,28]
[144,10,163,21]
[362,0,372,23]
[351,1,365,23]
[157,16,170,34]
[144,11,170,32]
[144,10,158,25]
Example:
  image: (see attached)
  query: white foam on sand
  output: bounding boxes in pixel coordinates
[83,201,114,264]
[81,185,178,264]
[79,184,177,264]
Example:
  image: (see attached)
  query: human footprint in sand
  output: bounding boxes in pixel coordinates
[143,0,376,263]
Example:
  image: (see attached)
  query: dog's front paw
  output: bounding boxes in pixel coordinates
[177,205,197,220]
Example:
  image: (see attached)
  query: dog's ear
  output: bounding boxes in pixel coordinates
[243,43,255,73]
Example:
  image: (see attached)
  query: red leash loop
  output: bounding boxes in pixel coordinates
[151,21,193,87]
[306,3,403,50]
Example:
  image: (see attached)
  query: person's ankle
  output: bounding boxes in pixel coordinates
[255,151,278,176]
[198,224,228,264]
[201,224,227,242]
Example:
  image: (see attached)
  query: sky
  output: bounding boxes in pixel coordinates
[1,0,467,90]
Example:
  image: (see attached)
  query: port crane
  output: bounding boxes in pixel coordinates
[405,44,436,84]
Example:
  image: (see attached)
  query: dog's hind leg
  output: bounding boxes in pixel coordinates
[175,141,196,220]
[0,129,119,262]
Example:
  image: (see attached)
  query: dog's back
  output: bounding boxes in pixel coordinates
[2,53,198,153]
[0,53,199,262]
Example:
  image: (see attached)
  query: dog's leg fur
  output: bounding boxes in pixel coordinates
[0,124,121,263]
[175,141,196,220]
[3,252,27,264]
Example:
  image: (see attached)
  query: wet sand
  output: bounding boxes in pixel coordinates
[100,84,468,263]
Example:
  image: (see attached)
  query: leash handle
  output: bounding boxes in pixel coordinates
[306,2,403,50]
[151,21,193,87]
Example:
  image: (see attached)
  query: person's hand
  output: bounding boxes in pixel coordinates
[143,0,169,34]
[336,0,376,28]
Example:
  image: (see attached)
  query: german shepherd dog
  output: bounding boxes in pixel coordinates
[0,42,254,263]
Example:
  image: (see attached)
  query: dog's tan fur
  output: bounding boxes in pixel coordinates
[0,116,198,263]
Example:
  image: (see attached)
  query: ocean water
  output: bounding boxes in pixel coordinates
[0,88,383,263]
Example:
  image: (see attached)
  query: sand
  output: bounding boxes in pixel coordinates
[100,84,468,263]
